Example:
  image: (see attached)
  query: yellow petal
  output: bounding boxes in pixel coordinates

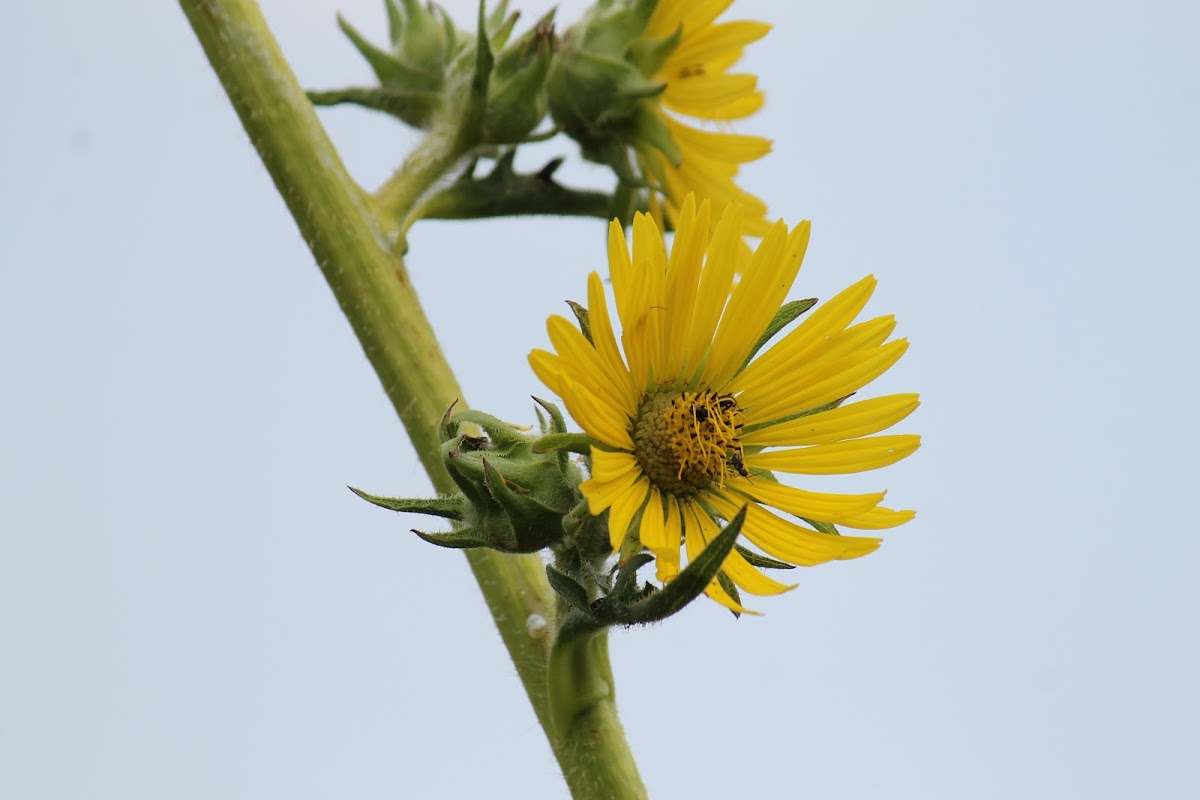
[743,315,898,409]
[631,212,669,378]
[639,491,668,552]
[666,117,772,164]
[688,505,793,596]
[708,493,881,566]
[670,91,764,122]
[528,349,567,398]
[580,450,642,512]
[664,73,759,117]
[730,274,877,398]
[610,216,663,389]
[662,195,710,380]
[746,339,910,424]
[656,497,684,582]
[703,219,809,388]
[682,203,741,378]
[560,381,634,450]
[725,476,883,522]
[839,505,916,530]
[648,0,734,42]
[683,501,757,614]
[547,315,631,412]
[741,394,920,447]
[745,434,922,475]
[668,21,771,68]
[586,272,637,410]
[606,480,653,551]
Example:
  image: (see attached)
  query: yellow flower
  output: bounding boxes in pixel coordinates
[638,0,773,235]
[529,195,919,613]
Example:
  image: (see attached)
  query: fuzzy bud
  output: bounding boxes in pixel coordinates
[546,0,682,166]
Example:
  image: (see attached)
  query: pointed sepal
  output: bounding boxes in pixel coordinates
[565,300,593,343]
[412,527,494,549]
[546,565,593,614]
[348,486,465,520]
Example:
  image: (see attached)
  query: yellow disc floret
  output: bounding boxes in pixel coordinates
[632,389,746,496]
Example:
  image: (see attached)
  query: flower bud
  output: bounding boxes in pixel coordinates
[546,0,681,166]
[308,2,463,129]
[481,11,555,144]
[355,401,587,555]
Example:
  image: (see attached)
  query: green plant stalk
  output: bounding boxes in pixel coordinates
[179,0,552,740]
[549,631,646,800]
[179,1,644,795]
[414,174,613,221]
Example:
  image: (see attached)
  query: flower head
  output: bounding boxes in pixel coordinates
[547,0,772,233]
[637,0,773,234]
[529,195,919,613]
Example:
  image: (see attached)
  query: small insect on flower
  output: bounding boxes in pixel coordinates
[728,451,749,479]
[530,194,920,613]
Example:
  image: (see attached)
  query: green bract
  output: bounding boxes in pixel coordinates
[308,0,554,145]
[353,400,589,554]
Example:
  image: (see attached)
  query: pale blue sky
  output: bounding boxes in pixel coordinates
[3,1,1199,797]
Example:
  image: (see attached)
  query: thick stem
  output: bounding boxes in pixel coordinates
[549,632,647,800]
[179,0,554,733]
[180,2,644,796]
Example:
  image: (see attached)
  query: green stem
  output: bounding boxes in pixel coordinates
[180,1,644,795]
[414,174,612,221]
[549,631,646,800]
[180,0,554,739]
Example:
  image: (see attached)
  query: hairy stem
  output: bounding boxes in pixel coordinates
[549,632,646,800]
[180,0,554,736]
[180,1,644,796]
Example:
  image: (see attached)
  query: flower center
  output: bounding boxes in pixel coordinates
[631,389,747,497]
